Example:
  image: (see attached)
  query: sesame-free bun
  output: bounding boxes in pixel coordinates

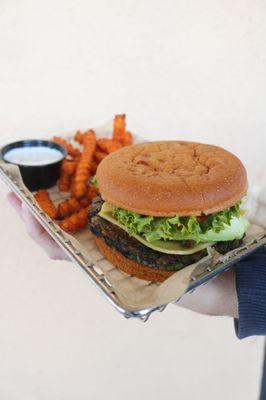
[96,141,248,216]
[94,237,173,282]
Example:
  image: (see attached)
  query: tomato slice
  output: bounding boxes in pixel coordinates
[197,215,206,222]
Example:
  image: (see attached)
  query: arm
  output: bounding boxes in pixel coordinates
[235,246,266,339]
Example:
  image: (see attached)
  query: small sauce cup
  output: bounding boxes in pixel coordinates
[0,139,67,191]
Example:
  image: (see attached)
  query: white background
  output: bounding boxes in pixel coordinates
[0,1,265,399]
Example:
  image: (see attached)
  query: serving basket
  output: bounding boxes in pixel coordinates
[1,131,265,322]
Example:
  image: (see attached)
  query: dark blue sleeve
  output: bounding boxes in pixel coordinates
[235,246,266,339]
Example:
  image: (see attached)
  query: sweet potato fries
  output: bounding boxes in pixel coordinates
[34,114,133,232]
[72,130,96,198]
[34,190,58,219]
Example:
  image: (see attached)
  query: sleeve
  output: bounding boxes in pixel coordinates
[235,246,266,339]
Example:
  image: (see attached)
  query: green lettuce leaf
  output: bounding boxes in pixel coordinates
[113,202,246,243]
[91,176,98,188]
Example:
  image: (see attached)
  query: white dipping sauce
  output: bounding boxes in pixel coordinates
[4,146,63,166]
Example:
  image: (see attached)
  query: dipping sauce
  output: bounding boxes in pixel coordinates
[0,139,67,191]
[4,146,64,166]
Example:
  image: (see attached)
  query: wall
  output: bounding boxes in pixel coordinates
[0,1,265,399]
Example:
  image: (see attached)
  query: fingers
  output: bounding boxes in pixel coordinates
[20,204,69,261]
[7,192,22,214]
[177,281,217,315]
[20,203,45,237]
[33,232,69,260]
[7,192,69,261]
[177,268,238,318]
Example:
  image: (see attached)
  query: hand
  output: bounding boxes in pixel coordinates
[7,192,69,261]
[177,268,238,318]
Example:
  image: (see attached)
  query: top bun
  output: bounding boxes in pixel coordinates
[96,141,248,217]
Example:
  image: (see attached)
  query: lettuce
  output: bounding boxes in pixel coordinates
[113,202,246,243]
[91,176,98,188]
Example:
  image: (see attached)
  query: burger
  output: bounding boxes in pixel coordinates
[88,141,248,282]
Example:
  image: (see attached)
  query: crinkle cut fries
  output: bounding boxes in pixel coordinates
[34,114,133,232]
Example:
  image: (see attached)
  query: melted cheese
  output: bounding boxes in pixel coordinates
[99,202,215,255]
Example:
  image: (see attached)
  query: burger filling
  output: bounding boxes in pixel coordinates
[88,195,248,271]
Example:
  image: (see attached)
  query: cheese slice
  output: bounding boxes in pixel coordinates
[99,202,215,255]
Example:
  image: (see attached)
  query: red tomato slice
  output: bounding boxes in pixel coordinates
[197,215,206,222]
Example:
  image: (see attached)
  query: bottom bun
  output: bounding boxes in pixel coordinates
[94,236,175,283]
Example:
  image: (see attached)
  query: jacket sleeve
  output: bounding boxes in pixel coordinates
[235,246,266,339]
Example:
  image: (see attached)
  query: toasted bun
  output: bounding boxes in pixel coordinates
[96,141,248,216]
[94,236,174,283]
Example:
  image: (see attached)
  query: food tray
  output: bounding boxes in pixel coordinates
[1,151,266,322]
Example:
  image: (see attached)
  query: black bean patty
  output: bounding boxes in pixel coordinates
[88,195,243,271]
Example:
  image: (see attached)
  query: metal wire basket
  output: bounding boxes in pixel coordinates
[1,162,265,322]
